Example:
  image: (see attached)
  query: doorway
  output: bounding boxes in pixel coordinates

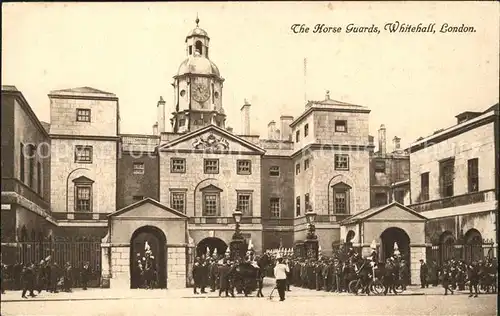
[129,225,166,289]
[196,237,228,258]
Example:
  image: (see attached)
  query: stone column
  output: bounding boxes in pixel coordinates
[410,245,426,285]
[100,243,111,288]
[186,245,195,287]
[167,246,187,289]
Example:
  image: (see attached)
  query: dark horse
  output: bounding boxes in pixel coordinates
[232,254,273,296]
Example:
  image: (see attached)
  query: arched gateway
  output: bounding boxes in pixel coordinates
[196,237,228,257]
[130,225,167,289]
[380,227,411,262]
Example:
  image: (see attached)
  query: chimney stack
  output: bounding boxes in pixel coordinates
[393,136,401,151]
[153,123,158,135]
[240,99,251,135]
[157,96,166,133]
[280,115,294,141]
[227,126,234,133]
[378,124,387,156]
[268,121,276,139]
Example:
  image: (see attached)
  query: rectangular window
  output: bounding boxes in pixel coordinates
[374,160,386,173]
[179,119,186,127]
[296,196,300,216]
[439,158,455,198]
[420,172,429,201]
[295,163,300,175]
[37,161,42,195]
[304,159,310,170]
[28,145,35,188]
[374,192,387,206]
[133,162,145,175]
[203,193,219,216]
[305,193,310,210]
[20,143,25,183]
[334,154,349,171]
[295,130,300,142]
[335,120,347,132]
[170,191,186,213]
[170,158,186,173]
[132,195,144,202]
[204,159,219,174]
[74,146,93,163]
[304,123,309,137]
[334,192,347,214]
[237,192,252,216]
[237,160,252,175]
[75,186,92,212]
[76,108,91,122]
[394,190,405,204]
[270,197,281,218]
[269,166,280,177]
[467,158,479,193]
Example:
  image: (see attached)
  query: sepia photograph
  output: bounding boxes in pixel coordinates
[1,2,498,315]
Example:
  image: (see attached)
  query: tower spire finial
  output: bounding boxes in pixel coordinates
[195,13,200,27]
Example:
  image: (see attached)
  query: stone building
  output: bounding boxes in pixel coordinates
[1,18,497,290]
[1,86,55,251]
[408,104,499,264]
[370,124,411,207]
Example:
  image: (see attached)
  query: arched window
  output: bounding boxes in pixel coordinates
[464,229,483,263]
[331,182,352,214]
[439,231,455,265]
[195,41,203,55]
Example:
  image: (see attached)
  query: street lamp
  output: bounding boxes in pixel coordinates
[305,209,317,225]
[305,208,318,260]
[66,167,90,213]
[230,209,244,260]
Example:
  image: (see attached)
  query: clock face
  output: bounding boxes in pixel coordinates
[192,78,210,103]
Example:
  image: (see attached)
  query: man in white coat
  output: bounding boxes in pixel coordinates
[274,255,290,301]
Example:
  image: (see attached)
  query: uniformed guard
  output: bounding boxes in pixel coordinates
[467,261,479,297]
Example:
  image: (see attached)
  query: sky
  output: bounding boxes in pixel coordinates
[2,2,499,149]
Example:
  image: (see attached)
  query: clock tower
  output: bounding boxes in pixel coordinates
[171,17,226,133]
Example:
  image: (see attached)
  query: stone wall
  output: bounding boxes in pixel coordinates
[410,246,426,285]
[109,245,130,289]
[49,96,118,137]
[159,151,261,217]
[50,139,117,214]
[167,246,187,289]
[410,121,495,203]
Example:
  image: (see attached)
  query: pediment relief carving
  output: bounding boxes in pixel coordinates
[192,133,229,150]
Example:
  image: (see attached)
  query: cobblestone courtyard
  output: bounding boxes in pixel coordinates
[1,280,496,316]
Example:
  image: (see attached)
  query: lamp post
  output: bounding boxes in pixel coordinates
[305,209,319,260]
[230,209,244,260]
[66,167,90,214]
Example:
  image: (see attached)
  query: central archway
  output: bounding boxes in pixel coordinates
[196,237,228,258]
[380,227,411,262]
[129,225,166,289]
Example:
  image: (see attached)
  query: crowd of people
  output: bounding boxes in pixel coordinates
[1,257,92,298]
[191,250,266,297]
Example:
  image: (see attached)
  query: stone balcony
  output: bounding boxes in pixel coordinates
[408,189,496,213]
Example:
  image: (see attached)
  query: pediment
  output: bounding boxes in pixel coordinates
[368,203,427,222]
[341,202,426,225]
[159,125,265,155]
[200,184,223,192]
[72,176,94,184]
[108,198,187,219]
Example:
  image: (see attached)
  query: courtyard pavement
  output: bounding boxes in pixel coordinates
[1,278,497,316]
